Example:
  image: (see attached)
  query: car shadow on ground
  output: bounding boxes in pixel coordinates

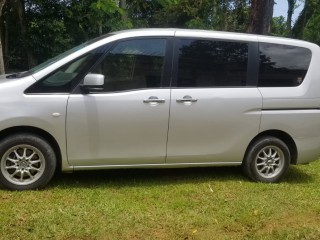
[49,165,314,189]
[282,165,315,183]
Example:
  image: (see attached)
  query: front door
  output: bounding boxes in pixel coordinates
[67,38,171,166]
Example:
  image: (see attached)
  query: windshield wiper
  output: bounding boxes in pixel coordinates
[6,73,18,79]
[6,72,28,79]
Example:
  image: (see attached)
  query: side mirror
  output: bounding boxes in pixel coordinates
[81,73,105,93]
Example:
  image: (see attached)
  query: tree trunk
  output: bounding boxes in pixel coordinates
[247,0,274,35]
[16,0,36,68]
[0,0,6,75]
[234,0,246,31]
[212,0,217,27]
[292,0,311,39]
[120,0,127,21]
[4,6,8,70]
[223,0,228,30]
[287,0,295,36]
[98,21,102,35]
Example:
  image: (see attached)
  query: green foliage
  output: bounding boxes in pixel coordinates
[5,0,133,70]
[29,19,72,63]
[90,0,125,33]
[1,161,320,239]
[23,1,73,65]
[91,0,119,14]
[304,14,320,44]
[3,0,320,72]
[152,0,250,31]
[272,16,287,37]
[301,0,320,45]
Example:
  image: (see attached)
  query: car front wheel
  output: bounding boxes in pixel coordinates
[242,136,290,183]
[0,134,56,190]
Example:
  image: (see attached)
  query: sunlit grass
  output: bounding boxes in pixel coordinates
[1,161,320,239]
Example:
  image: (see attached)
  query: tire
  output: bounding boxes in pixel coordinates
[0,134,56,190]
[242,136,290,183]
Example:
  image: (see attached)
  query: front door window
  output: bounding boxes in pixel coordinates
[90,38,167,92]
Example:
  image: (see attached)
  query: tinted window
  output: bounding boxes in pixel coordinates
[91,39,166,92]
[27,48,104,93]
[177,39,248,87]
[259,43,312,87]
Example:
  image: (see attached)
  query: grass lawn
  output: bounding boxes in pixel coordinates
[0,161,320,240]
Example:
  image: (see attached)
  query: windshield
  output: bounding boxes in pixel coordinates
[7,34,112,79]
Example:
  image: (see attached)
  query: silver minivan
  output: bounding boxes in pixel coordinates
[1,29,320,190]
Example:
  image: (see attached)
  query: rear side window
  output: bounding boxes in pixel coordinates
[177,39,248,87]
[259,43,312,87]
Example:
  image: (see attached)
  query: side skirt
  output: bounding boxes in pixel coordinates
[69,162,242,171]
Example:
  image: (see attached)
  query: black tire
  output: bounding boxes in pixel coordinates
[242,136,290,183]
[0,134,56,190]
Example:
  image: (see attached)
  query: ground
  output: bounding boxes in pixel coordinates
[0,161,320,240]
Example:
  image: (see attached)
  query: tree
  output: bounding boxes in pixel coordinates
[272,16,287,36]
[3,0,320,73]
[125,0,163,27]
[120,0,127,20]
[0,0,6,74]
[17,0,35,68]
[233,0,250,31]
[25,0,73,65]
[247,0,274,34]
[287,0,296,35]
[294,0,320,44]
[291,0,320,42]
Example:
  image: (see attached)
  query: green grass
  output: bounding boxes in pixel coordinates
[1,161,320,240]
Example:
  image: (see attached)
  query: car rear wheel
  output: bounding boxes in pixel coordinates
[242,136,290,183]
[0,134,56,190]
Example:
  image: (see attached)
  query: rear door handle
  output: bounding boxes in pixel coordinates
[176,95,198,103]
[143,96,166,103]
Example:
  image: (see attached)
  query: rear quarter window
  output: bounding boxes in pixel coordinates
[258,43,312,87]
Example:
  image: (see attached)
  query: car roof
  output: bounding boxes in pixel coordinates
[111,28,318,48]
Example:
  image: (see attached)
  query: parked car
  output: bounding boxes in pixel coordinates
[1,28,320,190]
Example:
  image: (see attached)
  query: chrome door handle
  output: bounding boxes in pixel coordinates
[176,95,198,103]
[143,96,166,103]
[176,99,198,103]
[144,99,166,103]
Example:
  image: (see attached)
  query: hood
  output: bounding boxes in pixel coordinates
[0,73,36,90]
[0,74,19,85]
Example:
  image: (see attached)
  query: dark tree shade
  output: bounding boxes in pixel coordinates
[247,0,274,35]
[287,0,296,35]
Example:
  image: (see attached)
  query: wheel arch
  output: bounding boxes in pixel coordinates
[244,130,298,165]
[0,126,62,172]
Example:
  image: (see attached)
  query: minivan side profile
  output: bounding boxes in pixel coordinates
[1,29,320,190]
